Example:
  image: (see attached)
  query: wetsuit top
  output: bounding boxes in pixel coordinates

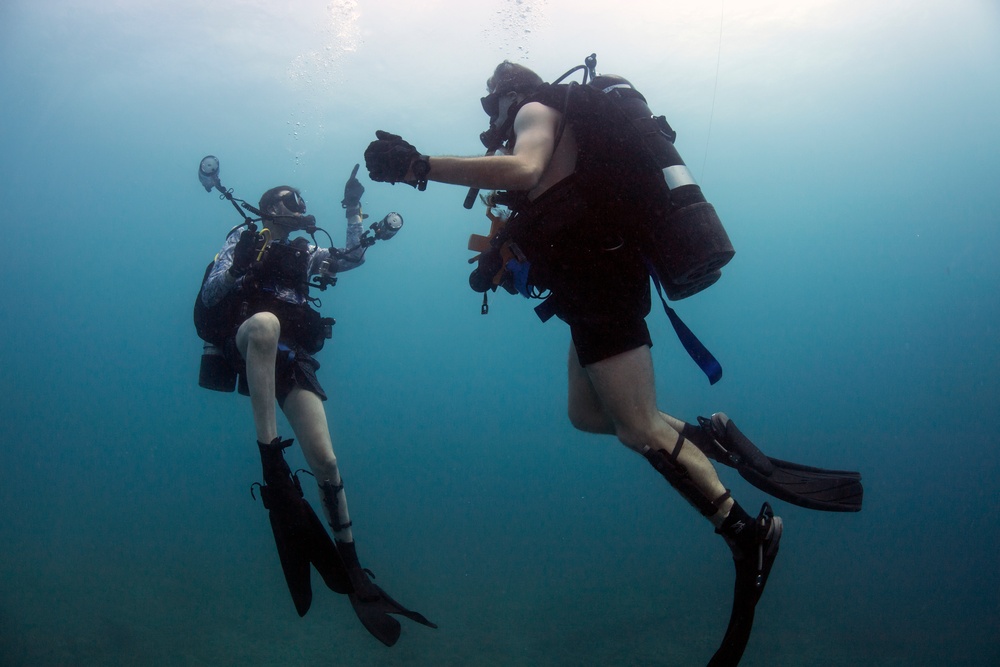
[496,84,652,333]
[498,84,633,294]
[200,217,365,309]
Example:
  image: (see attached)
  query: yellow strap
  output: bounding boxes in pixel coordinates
[255,228,272,262]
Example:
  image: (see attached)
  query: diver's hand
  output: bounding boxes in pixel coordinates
[341,163,365,217]
[364,130,426,188]
[229,229,257,278]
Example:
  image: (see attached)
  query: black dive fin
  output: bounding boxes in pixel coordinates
[263,498,313,616]
[351,595,402,647]
[695,414,864,512]
[255,440,352,617]
[349,581,438,647]
[296,496,352,596]
[709,503,783,667]
[337,541,438,647]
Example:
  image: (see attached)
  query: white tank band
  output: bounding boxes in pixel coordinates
[663,165,697,190]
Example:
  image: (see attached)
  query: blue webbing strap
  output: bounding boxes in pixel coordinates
[649,270,723,385]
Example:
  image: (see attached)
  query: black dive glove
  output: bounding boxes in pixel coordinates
[229,229,257,278]
[364,130,430,190]
[341,163,365,218]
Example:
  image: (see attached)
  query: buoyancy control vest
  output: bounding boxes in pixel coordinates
[468,66,729,384]
[194,235,334,392]
[508,77,735,301]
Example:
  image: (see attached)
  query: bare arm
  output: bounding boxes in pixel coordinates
[414,102,561,192]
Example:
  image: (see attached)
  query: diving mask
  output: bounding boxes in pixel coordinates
[479,90,518,149]
[271,188,306,214]
[263,189,316,232]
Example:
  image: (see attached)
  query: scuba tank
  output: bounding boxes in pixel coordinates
[589,74,735,300]
[466,57,735,302]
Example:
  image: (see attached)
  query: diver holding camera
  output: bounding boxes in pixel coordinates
[194,157,434,647]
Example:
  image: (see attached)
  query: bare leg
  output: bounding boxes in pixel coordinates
[282,388,389,607]
[567,342,734,525]
[282,386,354,543]
[569,346,692,437]
[569,347,781,663]
[567,344,616,435]
[235,312,280,444]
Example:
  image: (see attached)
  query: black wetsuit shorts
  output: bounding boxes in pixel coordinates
[225,338,328,407]
[550,242,652,367]
[511,177,653,367]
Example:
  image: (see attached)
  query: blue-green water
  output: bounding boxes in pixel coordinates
[1,1,998,665]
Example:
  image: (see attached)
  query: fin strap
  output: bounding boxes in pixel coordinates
[319,480,354,532]
[665,430,685,465]
[713,489,732,508]
[259,436,295,450]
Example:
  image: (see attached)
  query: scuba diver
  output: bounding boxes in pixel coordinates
[194,157,435,647]
[361,59,863,665]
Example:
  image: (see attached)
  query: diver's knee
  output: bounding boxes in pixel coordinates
[614,430,647,454]
[242,312,281,347]
[311,454,340,482]
[567,407,589,432]
[568,406,613,435]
